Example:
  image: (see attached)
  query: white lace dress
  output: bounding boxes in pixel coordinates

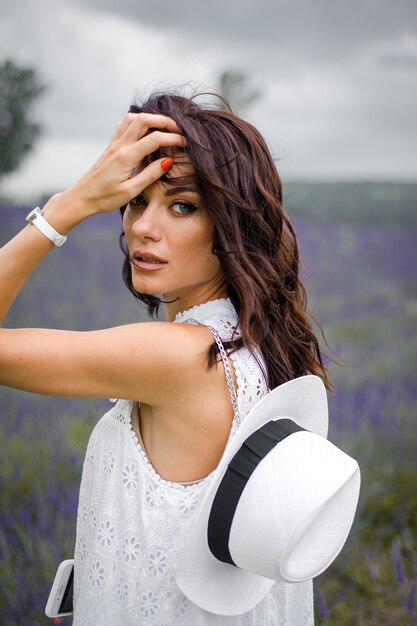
[73,298,314,625]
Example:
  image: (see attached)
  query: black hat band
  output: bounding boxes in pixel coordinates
[207,418,306,566]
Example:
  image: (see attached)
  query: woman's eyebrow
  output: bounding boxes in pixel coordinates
[165,185,199,196]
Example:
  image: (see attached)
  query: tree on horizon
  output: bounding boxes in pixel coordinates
[217,69,262,114]
[0,59,46,182]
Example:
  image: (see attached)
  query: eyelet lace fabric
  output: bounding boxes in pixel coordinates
[73,298,314,625]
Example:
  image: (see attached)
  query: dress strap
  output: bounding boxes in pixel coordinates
[185,318,241,427]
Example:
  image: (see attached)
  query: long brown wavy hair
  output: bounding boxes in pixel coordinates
[119,90,333,391]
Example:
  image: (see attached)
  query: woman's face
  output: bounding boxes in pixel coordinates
[122,161,227,319]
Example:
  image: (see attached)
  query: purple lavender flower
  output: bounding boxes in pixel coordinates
[314,583,330,621]
[391,540,406,585]
[407,581,416,619]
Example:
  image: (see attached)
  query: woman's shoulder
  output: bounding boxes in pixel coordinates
[120,320,225,404]
[106,297,240,406]
[144,319,218,363]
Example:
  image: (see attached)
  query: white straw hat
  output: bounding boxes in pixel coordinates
[175,375,360,616]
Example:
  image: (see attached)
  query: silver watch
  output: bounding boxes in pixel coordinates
[26,207,68,247]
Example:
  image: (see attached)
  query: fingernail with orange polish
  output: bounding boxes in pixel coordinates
[161,158,173,172]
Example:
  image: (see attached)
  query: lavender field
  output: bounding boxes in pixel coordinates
[1,183,416,625]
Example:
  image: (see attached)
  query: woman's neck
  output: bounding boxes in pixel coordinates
[164,285,229,322]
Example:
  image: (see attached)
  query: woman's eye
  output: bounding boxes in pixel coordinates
[171,200,198,215]
[129,195,147,207]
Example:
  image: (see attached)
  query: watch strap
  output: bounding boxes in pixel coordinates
[26,207,67,247]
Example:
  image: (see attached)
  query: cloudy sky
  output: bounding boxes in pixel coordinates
[1,0,416,200]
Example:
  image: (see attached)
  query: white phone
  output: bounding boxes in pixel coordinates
[45,559,74,618]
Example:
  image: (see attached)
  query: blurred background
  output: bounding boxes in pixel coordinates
[0,0,416,624]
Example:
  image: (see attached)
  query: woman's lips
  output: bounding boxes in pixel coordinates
[131,256,167,271]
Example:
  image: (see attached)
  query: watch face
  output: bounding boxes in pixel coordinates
[26,207,40,222]
[24,208,67,246]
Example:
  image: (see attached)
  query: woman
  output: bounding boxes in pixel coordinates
[0,92,331,624]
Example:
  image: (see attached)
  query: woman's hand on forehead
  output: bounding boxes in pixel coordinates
[62,112,187,216]
[111,112,181,142]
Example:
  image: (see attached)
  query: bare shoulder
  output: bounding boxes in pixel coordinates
[142,321,219,391]
[125,319,214,361]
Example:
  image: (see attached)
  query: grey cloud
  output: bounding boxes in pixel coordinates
[1,0,416,193]
[71,0,417,63]
[378,52,417,70]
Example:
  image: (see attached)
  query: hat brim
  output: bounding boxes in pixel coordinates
[176,375,328,615]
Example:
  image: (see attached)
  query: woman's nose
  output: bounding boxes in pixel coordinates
[131,202,162,242]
